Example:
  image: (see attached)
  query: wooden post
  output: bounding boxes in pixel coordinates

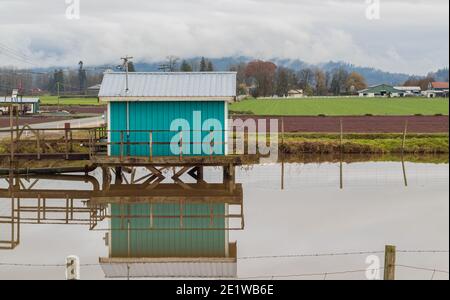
[41,129,45,154]
[384,245,396,280]
[64,123,70,160]
[179,130,183,161]
[340,118,344,149]
[36,129,41,160]
[401,121,408,154]
[65,256,80,280]
[120,131,124,162]
[209,130,213,158]
[88,130,92,159]
[281,117,285,145]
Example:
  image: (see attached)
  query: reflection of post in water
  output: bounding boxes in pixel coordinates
[0,196,20,250]
[401,121,408,188]
[281,154,285,190]
[340,152,344,190]
[339,119,344,190]
[401,154,408,187]
[95,165,243,279]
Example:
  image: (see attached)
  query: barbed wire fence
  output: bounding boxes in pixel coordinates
[0,248,448,280]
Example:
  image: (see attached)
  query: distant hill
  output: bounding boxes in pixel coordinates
[133,57,417,86]
[35,56,449,86]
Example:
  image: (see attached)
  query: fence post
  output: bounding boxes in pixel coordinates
[36,129,41,160]
[65,255,80,280]
[179,130,183,161]
[64,123,70,160]
[401,121,408,154]
[120,131,124,162]
[384,245,396,280]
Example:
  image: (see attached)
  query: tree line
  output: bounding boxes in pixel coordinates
[225,60,368,97]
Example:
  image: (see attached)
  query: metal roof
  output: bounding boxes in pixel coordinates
[100,258,237,278]
[394,86,421,91]
[359,84,403,94]
[99,72,237,99]
[431,82,449,89]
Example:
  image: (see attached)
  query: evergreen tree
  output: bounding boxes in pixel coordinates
[127,61,136,72]
[180,60,193,72]
[207,61,214,72]
[200,57,207,72]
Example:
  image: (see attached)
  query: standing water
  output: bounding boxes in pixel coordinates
[0,156,448,280]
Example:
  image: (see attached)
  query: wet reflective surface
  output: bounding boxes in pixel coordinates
[0,156,448,280]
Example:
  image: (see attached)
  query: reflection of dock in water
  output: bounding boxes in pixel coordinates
[0,165,243,278]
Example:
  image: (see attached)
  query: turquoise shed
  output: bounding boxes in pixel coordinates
[99,72,237,157]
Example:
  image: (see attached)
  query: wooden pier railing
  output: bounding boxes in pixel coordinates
[0,124,107,161]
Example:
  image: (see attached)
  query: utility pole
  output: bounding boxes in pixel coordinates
[121,56,133,93]
[9,89,18,163]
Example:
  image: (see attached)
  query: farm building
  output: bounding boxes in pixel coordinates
[287,89,304,98]
[87,84,102,96]
[394,86,422,96]
[99,72,237,157]
[358,84,404,97]
[425,82,449,98]
[0,97,40,114]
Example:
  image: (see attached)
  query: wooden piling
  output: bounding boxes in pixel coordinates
[64,124,69,160]
[384,245,396,280]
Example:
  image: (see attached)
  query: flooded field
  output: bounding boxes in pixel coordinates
[0,155,448,280]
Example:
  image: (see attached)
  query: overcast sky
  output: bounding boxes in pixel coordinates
[0,0,448,75]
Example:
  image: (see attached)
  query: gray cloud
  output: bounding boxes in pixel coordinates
[0,0,448,75]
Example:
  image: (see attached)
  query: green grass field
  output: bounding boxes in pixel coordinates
[229,98,449,116]
[39,96,102,106]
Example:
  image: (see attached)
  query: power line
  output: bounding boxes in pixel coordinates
[0,43,34,61]
[0,43,39,67]
[0,48,39,67]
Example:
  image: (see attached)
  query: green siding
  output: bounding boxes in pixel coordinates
[110,101,225,156]
[110,203,226,258]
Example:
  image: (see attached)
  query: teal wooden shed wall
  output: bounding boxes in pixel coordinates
[110,203,226,258]
[109,101,226,157]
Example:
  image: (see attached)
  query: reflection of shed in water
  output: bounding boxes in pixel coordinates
[98,182,242,279]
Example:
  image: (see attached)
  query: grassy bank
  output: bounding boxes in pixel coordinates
[230,98,449,116]
[39,96,102,106]
[1,133,447,160]
[280,133,449,155]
